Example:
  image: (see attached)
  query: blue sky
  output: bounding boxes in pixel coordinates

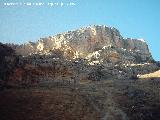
[0,0,160,60]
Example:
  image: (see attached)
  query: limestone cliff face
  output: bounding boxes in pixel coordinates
[124,39,148,53]
[10,25,153,63]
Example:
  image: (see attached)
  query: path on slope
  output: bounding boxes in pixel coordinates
[78,80,129,120]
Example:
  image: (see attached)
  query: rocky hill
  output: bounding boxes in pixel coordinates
[9,25,153,64]
[1,25,158,87]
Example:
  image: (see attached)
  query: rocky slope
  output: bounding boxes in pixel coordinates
[0,43,19,88]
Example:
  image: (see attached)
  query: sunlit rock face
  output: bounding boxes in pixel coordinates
[10,25,153,63]
[37,41,44,51]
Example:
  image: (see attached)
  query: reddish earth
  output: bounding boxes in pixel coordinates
[0,88,99,120]
[0,77,160,120]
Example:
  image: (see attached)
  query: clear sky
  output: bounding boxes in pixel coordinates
[0,0,160,60]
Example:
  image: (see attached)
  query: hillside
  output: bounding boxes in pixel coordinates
[138,70,160,79]
[0,25,160,120]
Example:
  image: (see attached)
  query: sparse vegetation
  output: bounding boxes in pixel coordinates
[0,25,160,120]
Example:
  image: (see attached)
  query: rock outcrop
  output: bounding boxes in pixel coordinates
[9,25,153,63]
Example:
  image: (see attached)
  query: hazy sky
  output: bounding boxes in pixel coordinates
[0,0,160,60]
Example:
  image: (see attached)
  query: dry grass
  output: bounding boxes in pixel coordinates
[138,70,160,79]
